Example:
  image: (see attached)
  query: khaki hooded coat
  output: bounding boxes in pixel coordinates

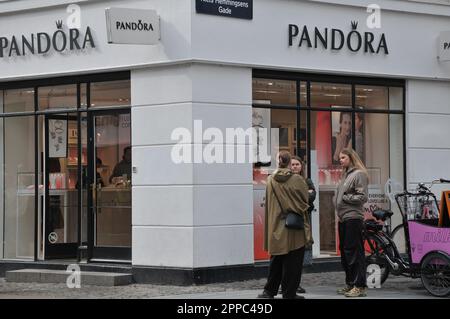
[264,168,310,255]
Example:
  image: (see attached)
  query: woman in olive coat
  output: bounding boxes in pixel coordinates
[258,151,309,299]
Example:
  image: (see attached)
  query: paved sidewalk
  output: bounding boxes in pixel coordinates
[0,271,445,299]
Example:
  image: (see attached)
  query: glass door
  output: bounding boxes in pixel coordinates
[44,114,82,259]
[88,110,131,261]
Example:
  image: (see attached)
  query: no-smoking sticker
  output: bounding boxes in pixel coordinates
[48,232,58,244]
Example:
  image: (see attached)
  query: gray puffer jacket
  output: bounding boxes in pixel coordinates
[335,167,369,222]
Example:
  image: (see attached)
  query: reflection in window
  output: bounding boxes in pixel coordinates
[252,79,296,106]
[1,116,35,259]
[300,82,307,106]
[311,83,351,108]
[4,88,35,113]
[39,85,77,110]
[389,87,403,110]
[90,80,131,108]
[80,83,87,108]
[355,85,388,110]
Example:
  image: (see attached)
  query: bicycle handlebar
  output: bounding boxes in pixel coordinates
[417,178,450,192]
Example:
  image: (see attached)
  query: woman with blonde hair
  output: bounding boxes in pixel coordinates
[335,148,369,297]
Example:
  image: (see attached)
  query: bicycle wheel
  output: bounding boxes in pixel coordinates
[391,224,407,256]
[365,234,393,285]
[420,252,450,297]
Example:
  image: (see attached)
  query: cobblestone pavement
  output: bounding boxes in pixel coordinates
[0,272,444,299]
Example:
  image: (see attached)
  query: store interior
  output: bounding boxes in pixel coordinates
[252,78,404,259]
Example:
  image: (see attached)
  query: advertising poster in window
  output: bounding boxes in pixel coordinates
[331,111,352,165]
[49,119,68,158]
[252,108,271,166]
[331,111,365,164]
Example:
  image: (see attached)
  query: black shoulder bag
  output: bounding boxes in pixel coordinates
[271,182,304,230]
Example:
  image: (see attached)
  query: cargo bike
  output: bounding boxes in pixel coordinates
[364,179,450,297]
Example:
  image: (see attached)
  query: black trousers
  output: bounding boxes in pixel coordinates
[338,219,366,288]
[264,247,305,298]
[299,211,312,285]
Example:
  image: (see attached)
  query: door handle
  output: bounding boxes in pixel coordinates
[91,183,97,204]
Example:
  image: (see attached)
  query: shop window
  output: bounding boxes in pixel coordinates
[298,110,308,161]
[300,82,307,107]
[38,84,77,110]
[90,80,131,108]
[389,87,403,110]
[310,110,404,257]
[355,85,388,110]
[80,83,87,108]
[310,83,351,109]
[253,108,297,260]
[310,111,353,255]
[3,88,35,113]
[1,116,35,259]
[252,79,296,106]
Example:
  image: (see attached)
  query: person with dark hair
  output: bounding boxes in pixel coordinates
[290,156,316,294]
[109,146,131,184]
[96,157,105,187]
[75,157,104,188]
[335,148,369,297]
[257,151,309,299]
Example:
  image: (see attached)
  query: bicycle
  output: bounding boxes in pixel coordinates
[363,178,450,297]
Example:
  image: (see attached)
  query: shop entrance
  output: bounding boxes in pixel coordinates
[87,110,131,261]
[43,110,131,261]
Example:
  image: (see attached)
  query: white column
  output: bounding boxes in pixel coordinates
[131,63,253,268]
[407,79,450,202]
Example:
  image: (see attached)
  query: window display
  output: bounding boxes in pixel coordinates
[253,75,404,260]
[0,76,131,261]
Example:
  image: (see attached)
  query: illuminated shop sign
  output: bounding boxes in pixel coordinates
[289,21,389,55]
[0,21,95,58]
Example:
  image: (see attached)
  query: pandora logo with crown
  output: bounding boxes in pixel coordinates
[0,19,96,58]
[288,21,389,55]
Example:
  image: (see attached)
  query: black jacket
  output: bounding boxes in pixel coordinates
[305,178,316,213]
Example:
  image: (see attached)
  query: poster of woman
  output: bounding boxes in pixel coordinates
[331,112,352,165]
[331,111,365,165]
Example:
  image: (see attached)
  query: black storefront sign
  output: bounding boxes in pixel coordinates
[288,22,389,55]
[196,0,253,20]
